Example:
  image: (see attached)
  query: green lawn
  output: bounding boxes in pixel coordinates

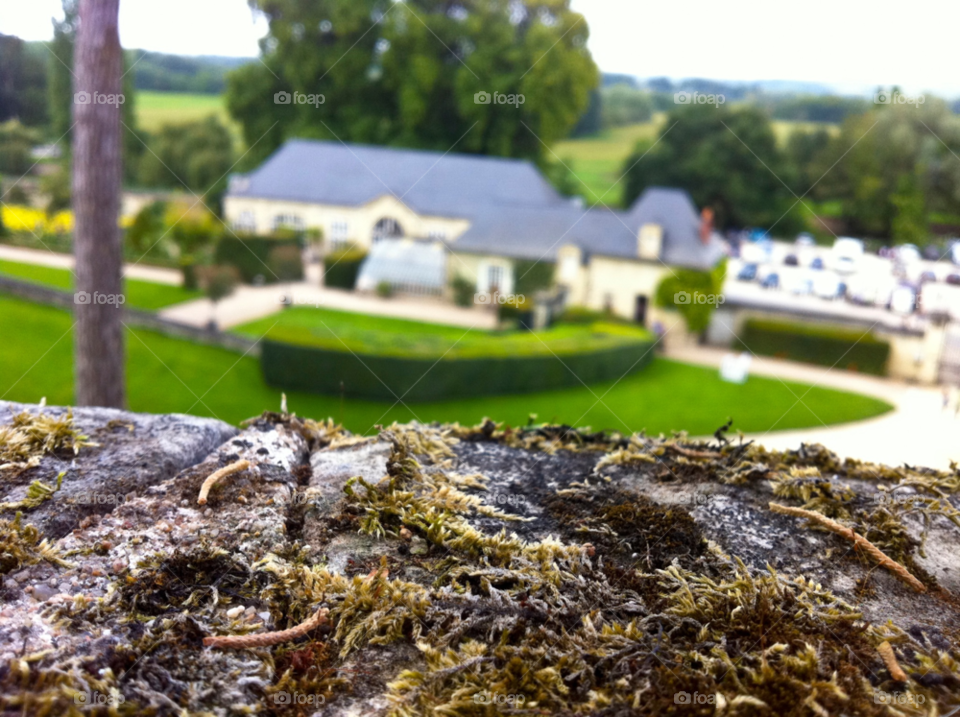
[235,307,652,359]
[0,260,201,310]
[135,91,242,141]
[0,296,893,436]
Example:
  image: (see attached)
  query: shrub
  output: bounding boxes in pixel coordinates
[513,259,555,296]
[738,319,890,375]
[198,264,240,304]
[126,201,167,254]
[215,234,301,284]
[267,244,305,282]
[376,280,393,298]
[259,336,655,401]
[451,275,476,307]
[654,259,727,333]
[324,247,367,290]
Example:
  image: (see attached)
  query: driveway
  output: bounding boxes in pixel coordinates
[668,345,959,470]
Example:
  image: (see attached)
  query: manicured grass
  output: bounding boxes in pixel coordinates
[0,259,202,310]
[0,296,893,436]
[235,307,653,359]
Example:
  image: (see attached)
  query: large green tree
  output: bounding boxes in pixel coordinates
[0,34,48,127]
[227,0,598,166]
[137,116,235,200]
[809,99,960,240]
[622,104,804,233]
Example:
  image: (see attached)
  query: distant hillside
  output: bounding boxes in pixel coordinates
[24,42,253,94]
[125,51,252,94]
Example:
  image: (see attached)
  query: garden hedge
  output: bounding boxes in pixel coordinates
[214,234,301,284]
[260,337,655,401]
[324,248,367,289]
[738,318,890,375]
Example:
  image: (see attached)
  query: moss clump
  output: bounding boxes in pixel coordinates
[0,408,91,473]
[119,545,267,617]
[0,512,70,573]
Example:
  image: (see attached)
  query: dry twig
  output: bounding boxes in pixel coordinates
[203,607,329,649]
[768,502,926,593]
[197,459,252,505]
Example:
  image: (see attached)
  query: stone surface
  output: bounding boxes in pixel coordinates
[0,409,958,715]
[0,401,237,538]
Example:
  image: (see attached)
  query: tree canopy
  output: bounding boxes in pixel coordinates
[226,0,598,166]
[622,104,805,234]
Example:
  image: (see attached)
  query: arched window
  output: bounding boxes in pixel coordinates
[372,217,403,243]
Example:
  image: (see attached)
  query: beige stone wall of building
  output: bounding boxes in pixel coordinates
[223,195,470,249]
[582,256,666,319]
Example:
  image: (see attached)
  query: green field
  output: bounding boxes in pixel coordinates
[554,115,838,207]
[0,260,201,310]
[235,307,652,359]
[136,91,240,137]
[0,296,893,435]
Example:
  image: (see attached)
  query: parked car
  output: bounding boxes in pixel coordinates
[761,273,779,289]
[890,285,918,315]
[814,273,841,299]
[920,270,937,284]
[947,274,960,286]
[923,244,942,261]
[951,240,960,265]
[784,254,799,266]
[811,257,824,270]
[832,237,864,274]
[897,244,922,265]
[796,233,815,247]
[737,263,758,281]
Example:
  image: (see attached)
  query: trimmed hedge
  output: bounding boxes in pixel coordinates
[260,337,656,401]
[214,234,301,284]
[324,248,367,289]
[738,318,890,375]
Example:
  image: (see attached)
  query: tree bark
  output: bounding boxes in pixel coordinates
[73,0,126,408]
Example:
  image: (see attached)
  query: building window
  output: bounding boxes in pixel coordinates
[330,220,349,249]
[373,217,404,243]
[273,214,304,232]
[488,265,504,293]
[234,211,256,233]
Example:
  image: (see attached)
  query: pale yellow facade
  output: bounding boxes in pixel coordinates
[223,194,470,250]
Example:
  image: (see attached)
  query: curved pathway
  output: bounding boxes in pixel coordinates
[668,345,959,470]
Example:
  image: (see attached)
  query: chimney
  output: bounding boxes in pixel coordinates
[699,207,714,245]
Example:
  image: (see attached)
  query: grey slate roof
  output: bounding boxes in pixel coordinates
[451,187,725,270]
[226,139,566,218]
[230,140,724,270]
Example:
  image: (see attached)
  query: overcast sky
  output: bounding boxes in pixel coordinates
[2,0,956,97]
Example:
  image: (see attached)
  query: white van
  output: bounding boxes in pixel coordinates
[832,237,864,275]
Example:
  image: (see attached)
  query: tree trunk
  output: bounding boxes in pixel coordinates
[73,0,125,408]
